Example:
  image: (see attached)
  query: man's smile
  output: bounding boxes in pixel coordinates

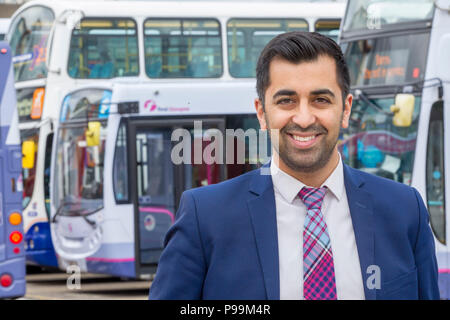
[286,132,324,149]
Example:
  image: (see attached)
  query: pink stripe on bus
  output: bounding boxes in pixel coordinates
[140,206,175,223]
[86,257,135,263]
[439,269,450,274]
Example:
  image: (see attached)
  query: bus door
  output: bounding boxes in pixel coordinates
[128,118,225,276]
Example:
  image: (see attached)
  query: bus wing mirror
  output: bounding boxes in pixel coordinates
[390,94,415,127]
[22,141,36,169]
[86,121,101,147]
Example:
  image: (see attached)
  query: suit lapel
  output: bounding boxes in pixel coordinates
[343,164,376,300]
[247,166,280,300]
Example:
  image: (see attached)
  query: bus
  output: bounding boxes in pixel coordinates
[338,0,449,298]
[7,0,345,272]
[0,42,25,299]
[50,80,266,278]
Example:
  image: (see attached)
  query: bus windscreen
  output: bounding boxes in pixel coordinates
[345,32,430,87]
[8,6,54,82]
[54,89,111,217]
[343,0,434,32]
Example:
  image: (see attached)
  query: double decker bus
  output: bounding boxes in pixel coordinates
[0,42,25,299]
[51,80,266,278]
[8,0,344,273]
[339,0,449,298]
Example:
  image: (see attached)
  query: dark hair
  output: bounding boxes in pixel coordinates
[256,31,350,108]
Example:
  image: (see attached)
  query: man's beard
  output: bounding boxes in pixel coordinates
[266,116,341,173]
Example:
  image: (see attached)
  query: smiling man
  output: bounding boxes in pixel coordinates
[149,32,439,300]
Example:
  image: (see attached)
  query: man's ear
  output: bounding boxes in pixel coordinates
[341,93,353,129]
[255,98,267,130]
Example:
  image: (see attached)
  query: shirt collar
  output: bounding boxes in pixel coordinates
[270,153,344,204]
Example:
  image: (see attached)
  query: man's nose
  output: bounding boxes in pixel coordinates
[291,99,316,129]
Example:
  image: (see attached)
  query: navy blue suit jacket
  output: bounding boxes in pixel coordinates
[149,164,440,300]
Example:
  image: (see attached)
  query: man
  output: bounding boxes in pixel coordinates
[149,32,440,300]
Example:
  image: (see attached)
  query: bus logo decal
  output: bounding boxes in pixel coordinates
[144,214,156,231]
[12,53,33,65]
[144,100,157,112]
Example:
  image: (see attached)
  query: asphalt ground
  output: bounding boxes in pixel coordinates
[20,266,151,300]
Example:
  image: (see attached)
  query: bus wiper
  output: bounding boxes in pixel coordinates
[53,202,98,229]
[53,203,67,223]
[52,201,82,223]
[353,89,394,116]
[81,214,97,228]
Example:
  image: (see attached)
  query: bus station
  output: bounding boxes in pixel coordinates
[0,0,449,302]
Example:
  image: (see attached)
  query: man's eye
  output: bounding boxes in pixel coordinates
[277,98,293,104]
[316,97,330,104]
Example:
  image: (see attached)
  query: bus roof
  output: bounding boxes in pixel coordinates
[14,0,345,20]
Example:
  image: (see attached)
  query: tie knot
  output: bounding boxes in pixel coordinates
[298,186,327,210]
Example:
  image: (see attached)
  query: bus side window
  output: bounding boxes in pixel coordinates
[44,133,53,217]
[113,122,129,203]
[426,101,446,245]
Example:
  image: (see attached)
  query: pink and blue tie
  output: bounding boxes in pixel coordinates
[299,186,337,300]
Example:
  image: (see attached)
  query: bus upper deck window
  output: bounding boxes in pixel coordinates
[226,19,308,78]
[315,19,340,43]
[68,18,139,79]
[144,19,223,78]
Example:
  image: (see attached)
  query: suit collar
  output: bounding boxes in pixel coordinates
[248,161,273,196]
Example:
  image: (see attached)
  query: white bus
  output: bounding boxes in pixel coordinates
[51,80,266,278]
[7,0,345,273]
[338,0,449,299]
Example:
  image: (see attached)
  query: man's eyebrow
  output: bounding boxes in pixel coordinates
[310,88,335,98]
[272,89,297,100]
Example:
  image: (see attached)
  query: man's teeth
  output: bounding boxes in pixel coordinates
[292,135,316,142]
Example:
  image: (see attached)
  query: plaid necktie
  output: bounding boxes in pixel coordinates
[299,186,337,300]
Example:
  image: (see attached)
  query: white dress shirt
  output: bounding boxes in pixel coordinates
[271,154,365,300]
